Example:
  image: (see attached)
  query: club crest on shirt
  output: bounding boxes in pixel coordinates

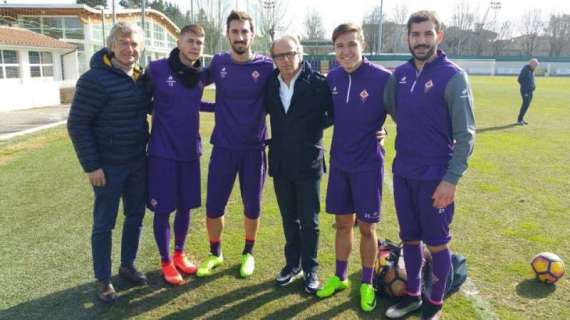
[150,198,158,208]
[424,80,434,93]
[332,86,338,95]
[399,76,407,84]
[359,89,369,103]
[251,70,260,82]
[166,75,176,87]
[220,67,227,79]
[198,80,204,89]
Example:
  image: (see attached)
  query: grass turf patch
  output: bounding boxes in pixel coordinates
[0,76,569,319]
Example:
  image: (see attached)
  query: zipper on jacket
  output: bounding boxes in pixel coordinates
[346,74,352,103]
[410,68,423,93]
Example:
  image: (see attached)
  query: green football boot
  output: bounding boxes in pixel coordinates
[316,275,350,298]
[360,283,377,312]
[196,254,224,277]
[240,253,255,278]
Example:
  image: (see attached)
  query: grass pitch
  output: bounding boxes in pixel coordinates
[0,77,569,319]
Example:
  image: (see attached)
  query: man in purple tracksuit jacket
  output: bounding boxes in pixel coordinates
[145,25,214,286]
[196,11,273,278]
[315,23,391,312]
[385,11,475,320]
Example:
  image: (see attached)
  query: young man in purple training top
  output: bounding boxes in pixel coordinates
[196,11,273,278]
[385,11,475,320]
[145,24,214,286]
[315,23,391,312]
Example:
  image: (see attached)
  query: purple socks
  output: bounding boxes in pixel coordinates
[243,238,255,255]
[361,267,374,284]
[210,241,221,257]
[153,210,191,263]
[335,260,348,281]
[430,248,452,304]
[403,243,424,296]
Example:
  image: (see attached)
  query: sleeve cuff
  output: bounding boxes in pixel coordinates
[443,172,461,185]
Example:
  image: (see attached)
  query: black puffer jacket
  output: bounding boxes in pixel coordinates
[68,48,150,172]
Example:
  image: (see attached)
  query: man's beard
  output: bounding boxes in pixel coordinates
[231,41,248,55]
[409,44,436,61]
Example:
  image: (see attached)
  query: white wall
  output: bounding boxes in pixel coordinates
[62,50,79,80]
[0,79,60,111]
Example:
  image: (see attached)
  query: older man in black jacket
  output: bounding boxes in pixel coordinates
[265,35,333,294]
[68,22,150,303]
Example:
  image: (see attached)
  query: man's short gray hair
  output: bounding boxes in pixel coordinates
[271,35,304,58]
[106,21,144,49]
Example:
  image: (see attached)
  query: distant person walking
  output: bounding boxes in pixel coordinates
[517,58,539,125]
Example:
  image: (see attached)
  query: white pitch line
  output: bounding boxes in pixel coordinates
[461,277,500,320]
[0,120,67,141]
[383,170,499,320]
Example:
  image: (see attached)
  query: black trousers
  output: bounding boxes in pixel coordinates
[273,176,321,273]
[517,90,534,122]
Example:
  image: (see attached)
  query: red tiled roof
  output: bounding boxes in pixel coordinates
[0,26,76,50]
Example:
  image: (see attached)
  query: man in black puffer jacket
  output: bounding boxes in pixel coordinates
[68,21,150,303]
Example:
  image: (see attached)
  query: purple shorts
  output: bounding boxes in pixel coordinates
[206,147,266,219]
[393,175,454,246]
[147,156,201,214]
[325,165,383,223]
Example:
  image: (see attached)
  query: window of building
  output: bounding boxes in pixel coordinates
[168,34,176,49]
[20,16,41,34]
[153,23,165,48]
[91,24,108,44]
[63,17,84,40]
[0,50,20,79]
[19,16,85,40]
[29,51,54,78]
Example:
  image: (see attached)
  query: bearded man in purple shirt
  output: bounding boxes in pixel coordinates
[315,23,392,312]
[385,11,475,320]
[196,11,273,278]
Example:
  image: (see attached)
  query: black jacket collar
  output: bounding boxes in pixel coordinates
[168,48,203,88]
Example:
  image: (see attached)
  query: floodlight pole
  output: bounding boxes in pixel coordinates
[141,0,146,67]
[112,0,116,24]
[378,0,384,54]
[95,5,105,47]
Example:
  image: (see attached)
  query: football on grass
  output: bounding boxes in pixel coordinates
[531,252,565,284]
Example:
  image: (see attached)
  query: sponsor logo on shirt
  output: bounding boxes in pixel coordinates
[460,88,469,98]
[166,75,176,87]
[399,76,407,84]
[220,67,228,79]
[332,86,338,95]
[251,70,260,82]
[359,89,369,103]
[437,208,446,214]
[424,80,434,93]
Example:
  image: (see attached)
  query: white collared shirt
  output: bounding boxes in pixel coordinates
[277,70,301,114]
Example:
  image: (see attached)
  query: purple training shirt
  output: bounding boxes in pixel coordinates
[327,58,390,172]
[207,52,274,149]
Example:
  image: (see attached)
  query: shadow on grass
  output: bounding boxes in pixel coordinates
[0,267,234,320]
[515,279,557,299]
[476,123,520,134]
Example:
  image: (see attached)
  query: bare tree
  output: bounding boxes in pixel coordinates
[491,20,513,56]
[390,3,409,53]
[304,10,325,40]
[254,0,290,52]
[446,0,476,55]
[545,13,570,57]
[519,9,544,56]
